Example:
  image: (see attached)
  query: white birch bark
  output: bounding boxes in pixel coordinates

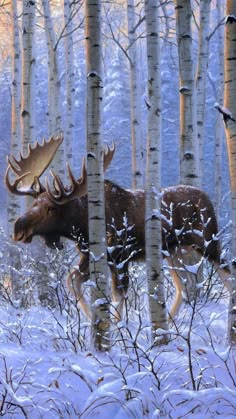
[85,0,110,351]
[64,0,75,164]
[214,0,224,215]
[127,0,144,190]
[42,0,64,176]
[21,0,36,208]
[175,0,199,186]
[9,0,22,304]
[224,1,236,344]
[196,0,211,185]
[42,0,61,135]
[21,0,46,306]
[21,0,36,151]
[21,0,58,307]
[11,0,21,157]
[145,0,168,342]
[10,0,21,228]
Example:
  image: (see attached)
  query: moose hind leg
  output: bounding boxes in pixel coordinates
[216,265,233,293]
[67,269,92,320]
[166,256,184,320]
[110,267,129,322]
[167,245,202,320]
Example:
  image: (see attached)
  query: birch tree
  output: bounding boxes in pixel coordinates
[42,0,62,135]
[145,0,168,342]
[173,0,203,303]
[85,0,110,351]
[21,0,36,150]
[175,0,199,186]
[9,0,21,226]
[64,0,75,164]
[196,0,211,183]
[9,0,22,303]
[41,0,64,177]
[223,3,236,343]
[127,0,144,190]
[21,1,57,306]
[20,0,51,307]
[214,0,224,214]
[11,0,21,156]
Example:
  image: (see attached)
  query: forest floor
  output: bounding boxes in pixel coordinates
[0,254,235,418]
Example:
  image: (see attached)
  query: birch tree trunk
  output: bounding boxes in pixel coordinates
[144,0,168,343]
[85,0,110,351]
[9,0,22,304]
[42,0,62,135]
[64,0,75,164]
[11,0,21,155]
[20,0,39,306]
[21,1,57,307]
[224,2,236,344]
[21,0,35,151]
[127,0,144,190]
[196,0,211,184]
[214,0,224,215]
[10,0,21,221]
[175,0,199,186]
[42,0,64,176]
[174,0,204,304]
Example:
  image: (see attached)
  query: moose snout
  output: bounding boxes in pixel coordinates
[13,215,33,243]
[13,217,25,241]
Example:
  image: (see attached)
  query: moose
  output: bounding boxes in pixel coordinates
[5,135,232,320]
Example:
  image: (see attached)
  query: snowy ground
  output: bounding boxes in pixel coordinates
[0,244,235,418]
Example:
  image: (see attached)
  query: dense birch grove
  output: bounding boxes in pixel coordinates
[0,1,236,416]
[0,0,235,349]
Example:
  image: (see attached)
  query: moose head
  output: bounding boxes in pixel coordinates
[5,134,115,250]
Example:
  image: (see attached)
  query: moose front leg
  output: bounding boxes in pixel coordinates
[110,264,129,322]
[67,252,92,319]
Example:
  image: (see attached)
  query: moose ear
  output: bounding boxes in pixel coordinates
[103,142,115,172]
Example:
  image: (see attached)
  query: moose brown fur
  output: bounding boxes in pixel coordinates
[5,136,232,320]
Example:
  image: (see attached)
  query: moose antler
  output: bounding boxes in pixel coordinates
[46,143,116,204]
[5,134,63,197]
